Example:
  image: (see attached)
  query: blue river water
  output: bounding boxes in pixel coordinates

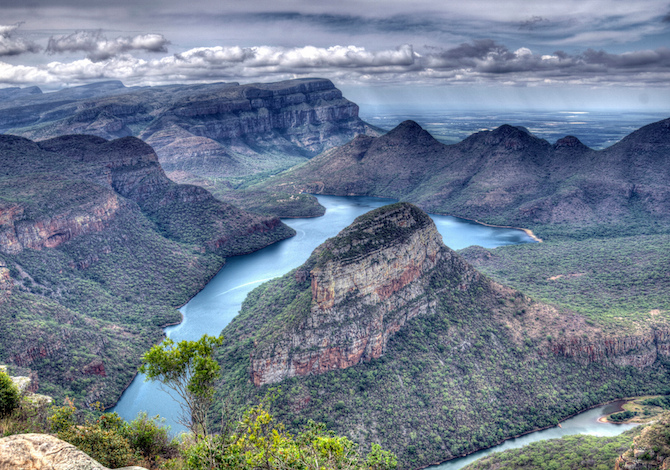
[111,194,632,468]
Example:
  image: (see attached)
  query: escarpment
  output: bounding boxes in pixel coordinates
[245,203,490,385]
[551,328,670,368]
[2,78,380,179]
[0,134,294,407]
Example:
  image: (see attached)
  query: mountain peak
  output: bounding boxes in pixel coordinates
[318,202,435,265]
[382,120,442,148]
[245,202,484,385]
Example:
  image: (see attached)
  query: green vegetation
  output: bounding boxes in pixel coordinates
[462,428,641,470]
[0,336,397,470]
[0,371,20,417]
[213,255,670,468]
[140,334,224,436]
[609,410,637,422]
[461,234,670,331]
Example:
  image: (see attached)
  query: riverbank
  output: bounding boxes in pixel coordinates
[421,399,635,470]
[597,395,669,424]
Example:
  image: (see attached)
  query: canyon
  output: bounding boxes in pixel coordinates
[215,202,670,468]
[0,133,293,407]
[0,79,379,180]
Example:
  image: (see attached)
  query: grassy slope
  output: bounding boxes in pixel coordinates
[460,234,670,332]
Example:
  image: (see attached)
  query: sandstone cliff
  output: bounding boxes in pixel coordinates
[250,203,468,385]
[215,203,670,469]
[2,79,379,179]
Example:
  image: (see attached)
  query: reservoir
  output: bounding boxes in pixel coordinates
[112,195,631,466]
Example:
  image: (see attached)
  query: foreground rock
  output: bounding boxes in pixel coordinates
[0,434,145,470]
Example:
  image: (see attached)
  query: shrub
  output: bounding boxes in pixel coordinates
[0,371,21,417]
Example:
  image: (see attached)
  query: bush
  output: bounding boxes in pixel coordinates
[58,425,135,468]
[125,412,179,464]
[0,371,20,417]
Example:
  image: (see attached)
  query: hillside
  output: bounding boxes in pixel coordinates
[213,203,670,469]
[463,411,670,470]
[1,79,379,182]
[263,118,670,237]
[0,134,294,407]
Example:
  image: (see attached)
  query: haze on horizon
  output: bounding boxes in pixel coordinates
[0,0,669,111]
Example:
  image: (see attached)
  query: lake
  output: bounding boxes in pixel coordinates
[111,194,631,467]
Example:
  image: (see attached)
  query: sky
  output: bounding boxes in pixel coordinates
[0,0,669,110]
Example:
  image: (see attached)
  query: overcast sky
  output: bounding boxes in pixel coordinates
[1,0,669,110]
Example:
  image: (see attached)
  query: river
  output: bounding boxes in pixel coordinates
[112,194,632,467]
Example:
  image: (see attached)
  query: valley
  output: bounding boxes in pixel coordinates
[0,78,668,470]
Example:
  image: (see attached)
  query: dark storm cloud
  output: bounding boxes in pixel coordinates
[0,23,40,56]
[662,12,670,22]
[238,11,454,35]
[46,31,170,61]
[518,16,550,31]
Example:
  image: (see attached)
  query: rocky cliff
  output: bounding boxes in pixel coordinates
[0,134,294,407]
[250,203,470,385]
[551,328,670,368]
[215,203,670,469]
[616,413,670,470]
[2,79,379,179]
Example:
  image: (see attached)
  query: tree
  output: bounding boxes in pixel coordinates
[139,334,224,437]
[0,369,20,417]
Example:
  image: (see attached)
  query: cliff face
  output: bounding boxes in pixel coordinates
[2,79,379,179]
[0,133,294,408]
[551,329,670,368]
[248,203,485,385]
[0,192,123,255]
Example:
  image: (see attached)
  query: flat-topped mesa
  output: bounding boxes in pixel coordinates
[249,203,483,386]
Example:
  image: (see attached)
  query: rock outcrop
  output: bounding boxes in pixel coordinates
[0,434,146,470]
[551,328,670,368]
[616,412,670,470]
[248,203,484,385]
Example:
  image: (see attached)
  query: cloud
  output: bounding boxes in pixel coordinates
[46,31,170,61]
[0,41,669,89]
[0,23,41,56]
[518,16,550,31]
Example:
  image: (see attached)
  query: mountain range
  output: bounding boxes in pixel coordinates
[263,118,670,237]
[0,79,379,182]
